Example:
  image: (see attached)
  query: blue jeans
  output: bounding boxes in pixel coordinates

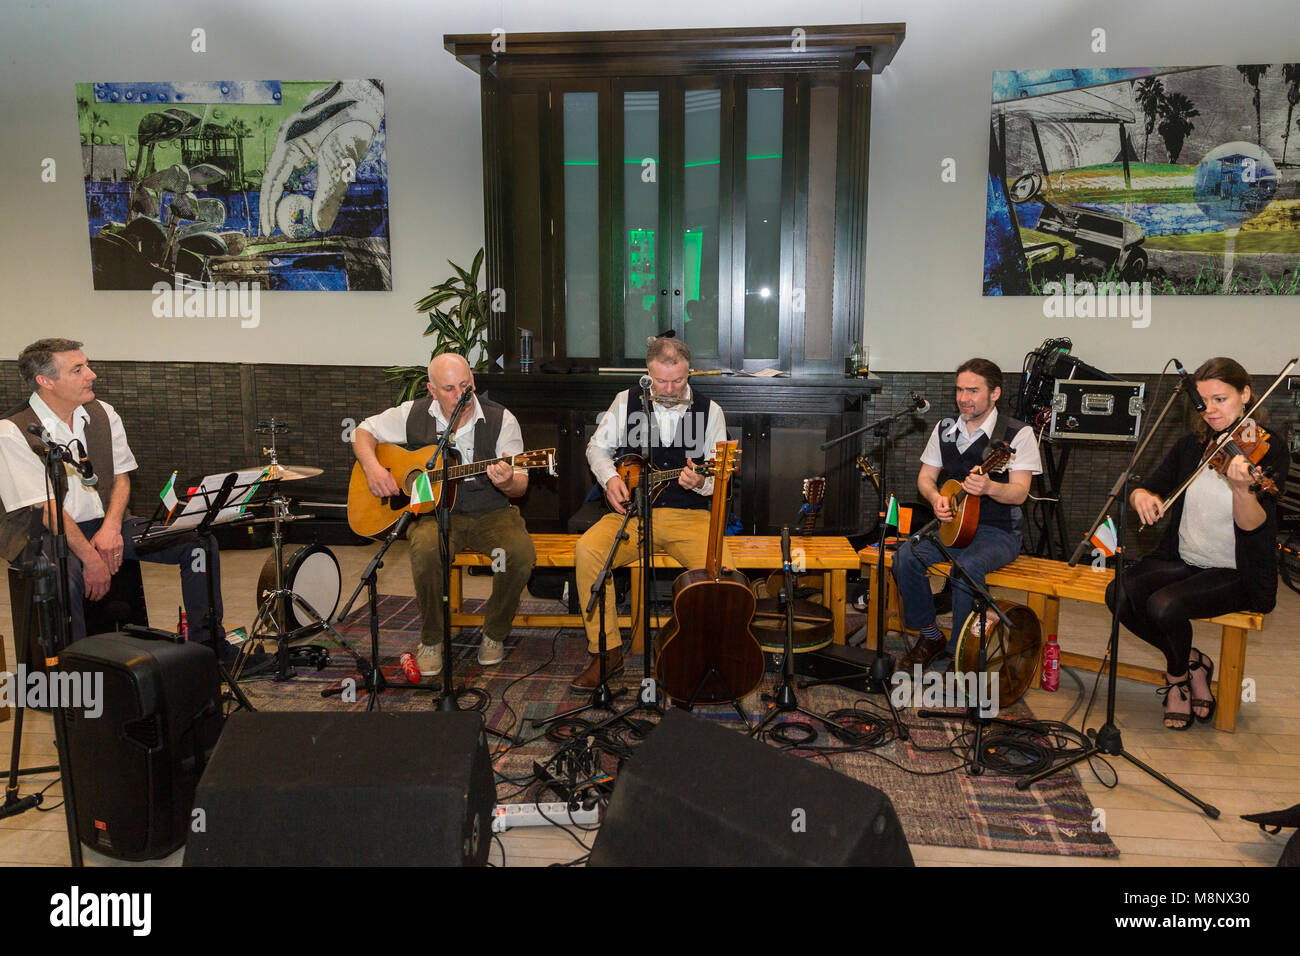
[891,525,1022,653]
[56,516,224,649]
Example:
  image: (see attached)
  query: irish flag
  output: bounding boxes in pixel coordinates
[885,494,900,530]
[410,472,437,513]
[1091,517,1118,557]
[159,471,178,517]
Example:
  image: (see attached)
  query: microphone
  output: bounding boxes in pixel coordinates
[1174,359,1206,412]
[908,391,931,414]
[639,374,653,390]
[780,525,792,570]
[70,439,98,487]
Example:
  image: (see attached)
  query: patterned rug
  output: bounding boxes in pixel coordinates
[235,595,1117,859]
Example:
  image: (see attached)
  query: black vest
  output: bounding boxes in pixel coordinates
[614,387,712,511]
[0,399,121,561]
[405,395,510,517]
[937,413,1026,535]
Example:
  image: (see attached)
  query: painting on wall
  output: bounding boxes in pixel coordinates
[984,65,1300,296]
[77,80,390,291]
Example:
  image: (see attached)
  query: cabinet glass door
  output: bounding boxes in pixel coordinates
[677,86,723,362]
[563,91,601,358]
[622,89,660,359]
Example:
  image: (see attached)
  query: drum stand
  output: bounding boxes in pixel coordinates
[248,488,335,682]
[751,528,856,740]
[912,530,1027,775]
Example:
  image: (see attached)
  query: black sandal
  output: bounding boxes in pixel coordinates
[1156,677,1194,731]
[1187,648,1217,723]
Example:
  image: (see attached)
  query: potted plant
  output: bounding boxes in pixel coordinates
[387,248,490,403]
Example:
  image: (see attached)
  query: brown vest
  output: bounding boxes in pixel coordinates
[0,400,119,562]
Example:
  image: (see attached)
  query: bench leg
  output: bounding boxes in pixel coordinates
[829,571,847,645]
[449,566,462,614]
[1215,625,1246,733]
[866,566,881,650]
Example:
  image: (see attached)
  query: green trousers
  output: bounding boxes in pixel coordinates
[407,505,536,646]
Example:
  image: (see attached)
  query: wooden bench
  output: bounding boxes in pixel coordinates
[859,549,1263,732]
[448,533,861,652]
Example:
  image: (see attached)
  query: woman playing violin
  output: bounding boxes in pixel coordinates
[1106,357,1288,730]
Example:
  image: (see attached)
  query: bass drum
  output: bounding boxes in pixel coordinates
[952,600,1042,708]
[257,543,341,629]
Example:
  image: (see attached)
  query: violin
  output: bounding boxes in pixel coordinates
[1200,417,1278,499]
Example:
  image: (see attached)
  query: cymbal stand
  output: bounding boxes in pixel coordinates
[248,421,333,680]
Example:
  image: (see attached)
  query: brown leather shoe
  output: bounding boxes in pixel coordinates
[571,647,624,690]
[897,634,947,671]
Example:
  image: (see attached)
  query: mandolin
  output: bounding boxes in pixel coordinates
[612,452,731,504]
[347,442,556,537]
[653,441,765,705]
[937,440,1014,547]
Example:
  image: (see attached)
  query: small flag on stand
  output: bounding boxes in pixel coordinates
[410,472,436,512]
[885,494,900,530]
[159,471,178,517]
[1091,517,1118,557]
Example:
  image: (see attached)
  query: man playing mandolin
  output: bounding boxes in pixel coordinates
[892,358,1041,671]
[571,336,730,690]
[352,353,536,675]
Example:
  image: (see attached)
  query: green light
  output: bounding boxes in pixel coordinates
[564,153,783,167]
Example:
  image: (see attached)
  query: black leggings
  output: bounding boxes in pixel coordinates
[1104,555,1248,676]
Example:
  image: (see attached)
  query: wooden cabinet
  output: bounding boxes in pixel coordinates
[480,372,881,535]
[445,24,905,375]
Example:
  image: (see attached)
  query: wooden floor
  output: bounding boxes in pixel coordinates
[2,542,1296,867]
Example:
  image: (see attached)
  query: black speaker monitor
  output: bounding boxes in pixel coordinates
[185,711,494,866]
[589,709,913,866]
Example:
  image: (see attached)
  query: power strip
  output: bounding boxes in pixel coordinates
[491,802,599,832]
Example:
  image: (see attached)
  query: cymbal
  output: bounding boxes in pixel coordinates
[259,463,323,481]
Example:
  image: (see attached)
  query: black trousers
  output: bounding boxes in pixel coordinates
[1104,554,1246,675]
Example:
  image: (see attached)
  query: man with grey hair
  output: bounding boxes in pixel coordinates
[572,335,731,689]
[0,338,231,659]
[353,352,536,676]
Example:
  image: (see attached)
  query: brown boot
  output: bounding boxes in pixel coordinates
[571,647,624,690]
[897,633,947,671]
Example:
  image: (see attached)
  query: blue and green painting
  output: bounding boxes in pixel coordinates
[985,65,1300,296]
[77,79,390,291]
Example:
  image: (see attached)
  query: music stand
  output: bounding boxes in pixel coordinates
[134,466,270,714]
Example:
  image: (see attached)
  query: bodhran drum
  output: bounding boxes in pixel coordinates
[952,600,1042,708]
[257,543,341,630]
[752,597,833,654]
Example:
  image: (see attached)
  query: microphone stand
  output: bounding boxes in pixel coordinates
[911,527,1026,775]
[811,399,927,740]
[534,500,632,728]
[0,441,84,863]
[425,387,510,735]
[1017,371,1219,818]
[751,527,857,740]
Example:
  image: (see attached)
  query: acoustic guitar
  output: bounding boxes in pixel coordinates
[937,440,1014,547]
[347,443,556,537]
[653,441,765,705]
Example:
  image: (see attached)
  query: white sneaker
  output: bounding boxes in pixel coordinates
[478,636,506,666]
[416,643,443,677]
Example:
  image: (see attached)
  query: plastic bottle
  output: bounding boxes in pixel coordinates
[1041,633,1060,691]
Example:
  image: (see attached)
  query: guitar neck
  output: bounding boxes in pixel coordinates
[436,454,517,481]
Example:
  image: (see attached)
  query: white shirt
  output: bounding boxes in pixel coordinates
[921,407,1042,475]
[0,395,138,523]
[1178,467,1236,569]
[587,385,728,498]
[356,395,525,469]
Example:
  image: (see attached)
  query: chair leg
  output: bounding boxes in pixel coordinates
[1214,625,1247,733]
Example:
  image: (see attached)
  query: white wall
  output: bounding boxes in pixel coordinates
[1,0,1297,372]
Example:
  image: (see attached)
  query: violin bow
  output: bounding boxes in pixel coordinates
[1152,356,1297,516]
